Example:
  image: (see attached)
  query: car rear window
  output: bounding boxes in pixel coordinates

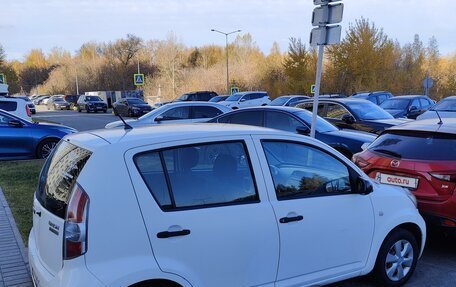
[36,141,92,218]
[368,132,456,161]
[0,101,18,111]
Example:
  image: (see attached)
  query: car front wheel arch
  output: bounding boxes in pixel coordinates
[130,279,183,287]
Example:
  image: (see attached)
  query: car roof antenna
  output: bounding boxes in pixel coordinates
[113,107,133,130]
[435,110,443,125]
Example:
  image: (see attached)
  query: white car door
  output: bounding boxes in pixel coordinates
[126,137,279,287]
[252,135,375,286]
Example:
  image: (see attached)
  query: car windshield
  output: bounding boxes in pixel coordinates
[347,101,394,120]
[86,96,102,101]
[369,132,456,160]
[209,96,226,102]
[294,110,338,133]
[226,93,243,101]
[380,98,410,110]
[127,98,145,105]
[270,97,291,106]
[431,99,456,112]
[54,97,65,102]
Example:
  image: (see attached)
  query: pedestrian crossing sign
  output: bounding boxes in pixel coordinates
[134,74,144,86]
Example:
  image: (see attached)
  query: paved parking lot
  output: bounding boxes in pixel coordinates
[33,106,119,131]
[30,107,456,286]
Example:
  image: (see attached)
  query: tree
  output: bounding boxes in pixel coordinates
[326,18,395,94]
[283,38,316,94]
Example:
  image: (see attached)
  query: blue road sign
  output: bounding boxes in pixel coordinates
[230,86,239,95]
[134,74,144,86]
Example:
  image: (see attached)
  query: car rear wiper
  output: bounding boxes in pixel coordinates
[372,148,402,159]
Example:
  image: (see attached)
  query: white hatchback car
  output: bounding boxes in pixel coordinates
[219,91,271,109]
[0,96,32,120]
[29,124,426,287]
[105,101,230,128]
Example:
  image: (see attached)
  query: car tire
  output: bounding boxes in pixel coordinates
[128,109,132,117]
[373,228,419,287]
[78,108,82,112]
[36,138,59,159]
[103,109,107,113]
[113,109,118,116]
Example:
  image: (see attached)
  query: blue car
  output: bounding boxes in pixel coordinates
[0,109,77,160]
[209,106,377,158]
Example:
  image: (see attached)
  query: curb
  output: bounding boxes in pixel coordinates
[0,187,29,267]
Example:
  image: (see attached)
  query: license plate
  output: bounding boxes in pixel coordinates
[97,107,103,110]
[376,173,419,189]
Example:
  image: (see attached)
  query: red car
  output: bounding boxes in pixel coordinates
[353,118,456,232]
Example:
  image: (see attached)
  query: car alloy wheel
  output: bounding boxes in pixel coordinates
[385,239,414,281]
[37,139,59,159]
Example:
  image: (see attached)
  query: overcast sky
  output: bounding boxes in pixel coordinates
[1,0,455,60]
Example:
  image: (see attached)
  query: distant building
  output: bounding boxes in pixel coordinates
[84,90,144,107]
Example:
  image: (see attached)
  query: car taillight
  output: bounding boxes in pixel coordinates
[429,172,456,183]
[353,155,370,169]
[64,183,89,260]
[26,105,31,117]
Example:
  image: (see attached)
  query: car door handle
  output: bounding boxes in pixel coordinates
[279,215,303,224]
[157,229,191,239]
[33,208,41,217]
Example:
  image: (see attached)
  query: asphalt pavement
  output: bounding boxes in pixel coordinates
[33,106,120,131]
[31,106,456,287]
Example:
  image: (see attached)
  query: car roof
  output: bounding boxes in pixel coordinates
[388,95,427,99]
[386,118,456,135]
[65,123,288,151]
[159,101,227,108]
[232,91,267,95]
[222,106,303,114]
[299,98,371,105]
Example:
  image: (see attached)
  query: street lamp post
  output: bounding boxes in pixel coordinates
[211,29,241,94]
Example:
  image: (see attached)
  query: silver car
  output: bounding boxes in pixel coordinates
[105,101,231,128]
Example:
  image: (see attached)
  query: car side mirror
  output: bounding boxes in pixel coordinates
[342,114,355,124]
[155,115,164,122]
[409,106,417,112]
[296,126,310,135]
[240,98,246,102]
[357,177,373,195]
[125,102,129,106]
[8,119,23,128]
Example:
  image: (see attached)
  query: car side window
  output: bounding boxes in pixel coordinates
[377,94,388,104]
[0,101,18,112]
[411,99,420,109]
[367,96,378,105]
[241,94,251,101]
[297,103,325,116]
[159,107,190,120]
[0,113,13,125]
[134,141,259,210]
[217,111,264,126]
[420,99,431,109]
[326,103,350,119]
[192,106,224,119]
[262,141,352,199]
[265,112,302,133]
